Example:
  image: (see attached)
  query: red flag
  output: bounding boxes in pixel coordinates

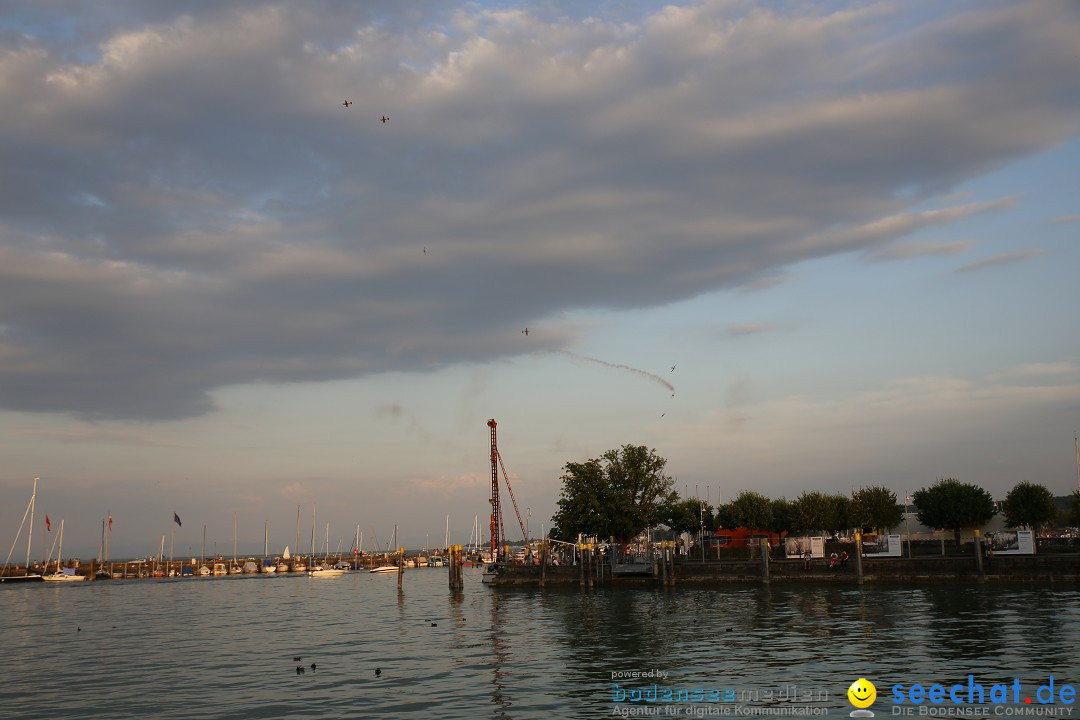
[45,514,51,532]
[108,515,113,530]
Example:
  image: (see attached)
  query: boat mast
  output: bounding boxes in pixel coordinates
[1075,433,1079,494]
[25,477,37,571]
[310,504,316,566]
[57,520,65,574]
[201,525,206,568]
[444,515,449,551]
[263,520,268,562]
[232,512,237,568]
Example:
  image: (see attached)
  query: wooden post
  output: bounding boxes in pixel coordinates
[973,530,984,582]
[760,537,770,584]
[854,532,864,585]
[539,540,547,588]
[397,547,404,589]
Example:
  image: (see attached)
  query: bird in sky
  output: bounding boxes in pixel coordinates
[381,115,390,123]
[671,365,676,372]
[342,100,353,108]
[522,328,529,336]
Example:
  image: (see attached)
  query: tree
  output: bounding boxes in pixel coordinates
[727,491,773,531]
[1065,490,1080,528]
[662,499,706,535]
[549,445,676,543]
[770,498,797,535]
[912,478,996,546]
[850,486,904,533]
[1002,481,1057,530]
[795,491,850,536]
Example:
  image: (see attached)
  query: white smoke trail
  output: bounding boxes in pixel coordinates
[552,350,674,393]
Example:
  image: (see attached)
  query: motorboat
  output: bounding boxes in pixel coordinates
[308,564,345,577]
[369,565,399,573]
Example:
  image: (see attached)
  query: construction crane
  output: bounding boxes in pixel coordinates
[487,418,528,562]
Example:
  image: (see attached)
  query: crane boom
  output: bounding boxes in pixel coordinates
[487,418,528,562]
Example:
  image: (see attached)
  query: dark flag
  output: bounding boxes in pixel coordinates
[173,512,182,527]
[45,514,51,532]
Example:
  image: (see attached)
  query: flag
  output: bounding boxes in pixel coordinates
[174,512,182,527]
[45,514,51,532]
[108,515,112,530]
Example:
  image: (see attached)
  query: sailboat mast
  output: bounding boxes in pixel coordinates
[25,477,37,571]
[1075,433,1079,494]
[444,514,449,550]
[310,504,316,564]
[57,520,64,573]
[263,520,268,561]
[232,512,237,567]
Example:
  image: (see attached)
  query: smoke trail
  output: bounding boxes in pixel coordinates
[553,350,674,392]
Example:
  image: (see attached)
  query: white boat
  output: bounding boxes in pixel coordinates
[481,562,498,584]
[308,565,345,577]
[242,561,258,574]
[212,562,228,576]
[1,478,44,584]
[369,564,399,573]
[198,565,211,576]
[42,520,86,582]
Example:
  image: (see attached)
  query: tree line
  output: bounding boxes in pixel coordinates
[549,444,1080,545]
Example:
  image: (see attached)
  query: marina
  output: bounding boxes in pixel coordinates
[2,563,1079,719]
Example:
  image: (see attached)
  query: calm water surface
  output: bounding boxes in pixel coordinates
[1,570,1078,719]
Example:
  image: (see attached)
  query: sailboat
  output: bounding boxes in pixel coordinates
[369,525,400,573]
[261,520,277,573]
[229,513,242,574]
[43,520,85,582]
[95,519,111,580]
[1,478,44,583]
[308,505,344,577]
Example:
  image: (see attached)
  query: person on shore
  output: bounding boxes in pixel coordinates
[829,552,838,569]
[840,551,849,569]
[803,548,812,570]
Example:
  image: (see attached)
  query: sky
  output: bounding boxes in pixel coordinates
[1,0,1078,560]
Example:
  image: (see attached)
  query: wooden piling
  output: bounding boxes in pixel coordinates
[539,541,547,588]
[974,530,984,582]
[854,532,864,585]
[397,547,404,589]
[760,538,770,584]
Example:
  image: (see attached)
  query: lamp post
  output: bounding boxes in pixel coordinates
[905,491,913,558]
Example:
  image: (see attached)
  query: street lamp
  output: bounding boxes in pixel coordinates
[905,492,913,558]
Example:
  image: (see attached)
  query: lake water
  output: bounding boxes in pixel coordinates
[1,570,1078,719]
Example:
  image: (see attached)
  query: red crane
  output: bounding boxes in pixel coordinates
[487,419,528,562]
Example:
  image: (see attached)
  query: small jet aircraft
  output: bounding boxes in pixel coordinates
[380,115,390,123]
[342,100,353,108]
[522,328,529,336]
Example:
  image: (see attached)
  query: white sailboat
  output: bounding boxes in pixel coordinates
[369,525,400,573]
[42,520,85,582]
[261,520,277,573]
[309,505,344,577]
[1,477,44,583]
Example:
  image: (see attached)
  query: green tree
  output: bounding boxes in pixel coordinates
[662,499,706,535]
[795,491,853,536]
[770,497,798,535]
[851,486,904,533]
[549,445,676,543]
[727,491,773,531]
[1065,490,1080,528]
[1002,481,1057,530]
[912,478,996,546]
[714,502,736,530]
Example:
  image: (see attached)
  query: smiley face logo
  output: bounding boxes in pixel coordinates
[847,678,876,709]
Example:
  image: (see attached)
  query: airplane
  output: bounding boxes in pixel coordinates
[380,115,390,123]
[342,100,353,108]
[522,328,529,336]
[671,364,676,372]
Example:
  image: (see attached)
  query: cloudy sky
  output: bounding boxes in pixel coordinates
[2,0,1078,558]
